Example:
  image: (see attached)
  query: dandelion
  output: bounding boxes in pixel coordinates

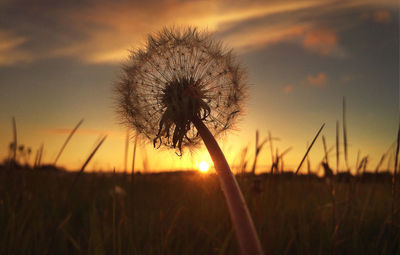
[116,27,263,255]
[116,27,245,155]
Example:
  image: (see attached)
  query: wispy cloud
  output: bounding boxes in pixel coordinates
[283,84,295,94]
[307,72,327,87]
[0,29,33,66]
[303,28,338,56]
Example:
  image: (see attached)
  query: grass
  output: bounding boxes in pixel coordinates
[0,167,398,255]
[2,116,399,254]
[295,123,325,175]
[54,119,84,166]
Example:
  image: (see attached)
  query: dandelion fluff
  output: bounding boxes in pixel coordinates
[116,27,246,155]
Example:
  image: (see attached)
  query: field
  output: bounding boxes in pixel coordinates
[1,166,398,255]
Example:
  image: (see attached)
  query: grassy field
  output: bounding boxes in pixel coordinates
[0,167,398,255]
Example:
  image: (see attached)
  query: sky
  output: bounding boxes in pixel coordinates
[0,0,398,174]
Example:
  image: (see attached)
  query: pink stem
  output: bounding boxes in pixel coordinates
[192,116,264,255]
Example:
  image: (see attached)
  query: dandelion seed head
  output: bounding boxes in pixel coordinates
[116,27,247,155]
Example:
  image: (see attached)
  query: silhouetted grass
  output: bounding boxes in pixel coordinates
[0,167,398,255]
[343,97,349,171]
[54,119,84,165]
[295,123,325,174]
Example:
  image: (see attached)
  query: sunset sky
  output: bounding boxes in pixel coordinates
[0,0,398,173]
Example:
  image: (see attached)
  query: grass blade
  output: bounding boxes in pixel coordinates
[336,120,340,174]
[35,143,44,168]
[355,150,361,175]
[392,122,400,223]
[322,135,329,166]
[54,119,84,165]
[295,123,325,175]
[67,135,107,196]
[268,131,274,174]
[251,130,268,175]
[131,134,138,182]
[124,129,129,172]
[342,97,349,171]
[12,117,17,163]
[374,153,386,173]
[250,130,259,175]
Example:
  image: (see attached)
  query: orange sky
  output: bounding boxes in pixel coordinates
[0,0,398,174]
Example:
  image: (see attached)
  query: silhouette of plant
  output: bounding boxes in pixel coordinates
[116,27,246,155]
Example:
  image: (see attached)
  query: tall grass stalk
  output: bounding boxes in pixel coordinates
[374,154,386,173]
[34,143,44,168]
[67,135,107,198]
[124,129,129,173]
[112,168,117,255]
[362,156,369,174]
[11,117,17,163]
[131,134,138,183]
[392,122,400,224]
[33,148,40,168]
[278,147,292,173]
[306,142,312,176]
[238,146,249,175]
[251,130,268,175]
[251,130,259,175]
[336,120,340,173]
[192,116,263,255]
[342,97,349,171]
[295,124,325,174]
[322,135,329,166]
[53,119,84,165]
[268,131,274,174]
[355,150,361,175]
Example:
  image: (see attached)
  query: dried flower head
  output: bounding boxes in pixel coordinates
[116,27,247,155]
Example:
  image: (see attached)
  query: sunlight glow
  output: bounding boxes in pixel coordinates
[198,161,210,173]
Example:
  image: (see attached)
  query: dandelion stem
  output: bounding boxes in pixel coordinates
[192,116,264,255]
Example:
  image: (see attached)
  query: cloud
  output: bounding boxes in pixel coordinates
[373,10,392,23]
[307,72,327,87]
[50,0,323,62]
[283,84,295,94]
[303,28,338,56]
[224,24,346,57]
[222,24,306,53]
[45,1,223,63]
[0,0,398,65]
[0,30,33,66]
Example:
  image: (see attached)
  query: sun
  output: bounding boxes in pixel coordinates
[198,161,210,173]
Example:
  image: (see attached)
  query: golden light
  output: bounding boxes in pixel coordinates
[198,161,210,173]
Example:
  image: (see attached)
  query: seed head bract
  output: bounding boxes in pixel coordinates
[116,27,247,155]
